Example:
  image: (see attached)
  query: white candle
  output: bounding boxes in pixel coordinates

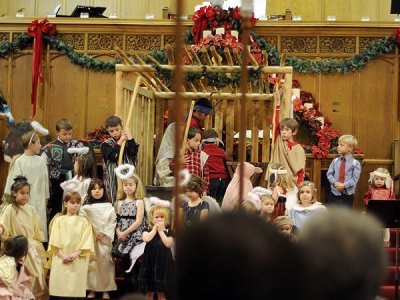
[247,45,251,52]
[203,30,213,39]
[304,103,313,110]
[215,27,225,35]
[292,88,300,98]
[231,30,239,40]
[316,116,324,126]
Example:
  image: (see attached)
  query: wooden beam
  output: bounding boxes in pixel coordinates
[154,92,274,100]
[115,64,294,74]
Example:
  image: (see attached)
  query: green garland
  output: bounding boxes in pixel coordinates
[0,27,398,81]
[0,32,116,72]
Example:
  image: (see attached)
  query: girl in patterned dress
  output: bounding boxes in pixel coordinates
[114,164,146,272]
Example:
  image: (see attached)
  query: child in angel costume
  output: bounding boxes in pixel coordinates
[0,235,35,300]
[80,179,117,299]
[47,191,95,299]
[0,176,48,300]
[4,127,49,240]
[287,181,326,230]
[113,164,146,274]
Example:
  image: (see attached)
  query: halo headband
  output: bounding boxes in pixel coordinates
[149,196,171,208]
[67,147,89,156]
[115,164,135,180]
[28,131,37,145]
[60,179,80,193]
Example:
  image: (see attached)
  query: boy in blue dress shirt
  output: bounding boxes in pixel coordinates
[326,135,361,208]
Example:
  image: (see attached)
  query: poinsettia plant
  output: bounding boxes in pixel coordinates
[189,35,264,65]
[293,82,363,158]
[82,126,110,149]
[192,5,256,44]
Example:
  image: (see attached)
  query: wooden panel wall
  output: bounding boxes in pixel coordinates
[1,0,399,21]
[0,19,399,206]
[0,0,173,19]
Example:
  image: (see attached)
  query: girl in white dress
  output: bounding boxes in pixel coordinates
[80,179,117,299]
[4,131,49,240]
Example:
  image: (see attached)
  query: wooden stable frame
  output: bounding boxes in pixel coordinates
[115,63,293,185]
[115,72,155,185]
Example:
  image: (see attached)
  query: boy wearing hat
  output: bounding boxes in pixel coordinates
[154,98,213,186]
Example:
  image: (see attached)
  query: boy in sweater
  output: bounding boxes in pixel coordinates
[202,129,229,205]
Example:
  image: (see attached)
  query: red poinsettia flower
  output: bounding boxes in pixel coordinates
[311,145,328,159]
[353,146,363,154]
[205,6,216,20]
[233,6,241,20]
[395,28,400,44]
[292,80,301,88]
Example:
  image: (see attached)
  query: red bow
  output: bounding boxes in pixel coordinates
[27,19,56,117]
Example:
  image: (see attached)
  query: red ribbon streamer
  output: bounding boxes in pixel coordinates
[27,19,56,117]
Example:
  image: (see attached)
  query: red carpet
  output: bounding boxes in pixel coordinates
[381,230,400,300]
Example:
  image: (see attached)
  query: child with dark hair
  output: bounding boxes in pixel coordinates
[0,176,48,300]
[155,98,212,187]
[188,98,213,134]
[201,128,229,204]
[101,115,139,204]
[180,175,209,227]
[80,179,117,299]
[72,153,97,202]
[4,130,49,239]
[182,127,210,194]
[0,235,34,300]
[42,118,87,220]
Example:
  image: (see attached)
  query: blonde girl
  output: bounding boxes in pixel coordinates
[0,176,48,300]
[260,195,275,222]
[268,163,296,218]
[80,179,117,299]
[113,164,146,272]
[274,216,296,241]
[138,199,174,300]
[287,181,326,230]
[4,130,49,240]
[363,167,396,247]
[47,191,95,298]
[364,167,396,204]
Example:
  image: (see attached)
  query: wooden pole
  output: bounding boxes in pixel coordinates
[238,13,252,208]
[173,0,185,236]
[116,76,142,198]
[180,101,195,156]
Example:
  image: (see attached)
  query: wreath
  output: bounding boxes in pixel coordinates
[292,80,363,158]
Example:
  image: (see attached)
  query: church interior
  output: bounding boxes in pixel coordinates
[0,0,400,299]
